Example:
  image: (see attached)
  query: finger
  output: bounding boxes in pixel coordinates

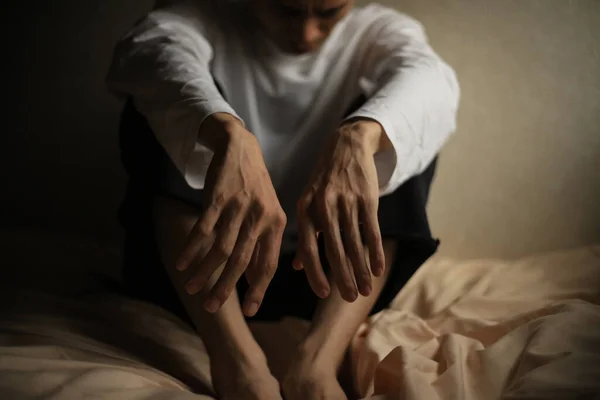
[292,232,321,271]
[205,221,259,313]
[295,200,330,298]
[245,241,261,282]
[176,203,221,272]
[184,204,245,295]
[292,258,304,271]
[321,196,358,302]
[243,228,282,317]
[360,197,385,277]
[340,198,371,297]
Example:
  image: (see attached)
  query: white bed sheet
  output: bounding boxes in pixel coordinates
[0,228,599,399]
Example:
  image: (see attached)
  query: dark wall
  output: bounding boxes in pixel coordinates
[2,1,153,241]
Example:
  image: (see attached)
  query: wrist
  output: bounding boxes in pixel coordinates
[339,118,386,155]
[198,112,245,154]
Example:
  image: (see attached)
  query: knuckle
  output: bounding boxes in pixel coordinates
[309,243,320,254]
[343,192,357,204]
[303,243,318,256]
[260,262,277,279]
[323,187,338,204]
[242,225,260,242]
[231,196,246,209]
[274,210,287,227]
[371,229,383,243]
[215,242,232,258]
[236,190,254,207]
[197,223,213,237]
[210,193,225,208]
[237,249,254,267]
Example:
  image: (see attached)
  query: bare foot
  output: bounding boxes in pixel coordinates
[211,356,282,400]
[282,359,347,400]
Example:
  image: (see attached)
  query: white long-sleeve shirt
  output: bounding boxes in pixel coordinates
[107,0,459,241]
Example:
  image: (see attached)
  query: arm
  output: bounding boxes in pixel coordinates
[283,240,397,400]
[153,197,252,344]
[106,0,240,186]
[108,1,286,316]
[301,240,396,369]
[153,197,283,400]
[293,8,459,303]
[346,6,460,195]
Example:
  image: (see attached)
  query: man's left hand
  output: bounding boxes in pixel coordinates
[293,119,387,302]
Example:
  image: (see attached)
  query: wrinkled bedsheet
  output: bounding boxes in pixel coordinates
[0,230,599,399]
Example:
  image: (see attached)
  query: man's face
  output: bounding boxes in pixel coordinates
[251,0,354,54]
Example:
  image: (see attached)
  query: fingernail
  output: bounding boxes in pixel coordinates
[319,287,330,298]
[374,266,384,277]
[176,260,187,272]
[347,291,358,302]
[185,282,198,295]
[204,298,220,313]
[245,301,260,317]
[292,259,304,270]
[361,285,372,296]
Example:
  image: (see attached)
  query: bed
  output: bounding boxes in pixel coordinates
[1,227,599,399]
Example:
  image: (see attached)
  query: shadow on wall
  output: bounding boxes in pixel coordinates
[1,0,154,241]
[1,0,599,258]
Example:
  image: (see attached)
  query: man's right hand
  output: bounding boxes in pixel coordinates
[176,113,286,317]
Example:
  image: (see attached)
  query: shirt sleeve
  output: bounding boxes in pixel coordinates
[345,6,460,196]
[106,0,240,189]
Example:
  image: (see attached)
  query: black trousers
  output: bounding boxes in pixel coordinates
[118,96,439,324]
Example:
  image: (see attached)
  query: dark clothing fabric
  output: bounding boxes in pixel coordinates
[118,94,439,325]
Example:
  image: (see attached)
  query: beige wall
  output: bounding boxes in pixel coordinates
[360,0,600,258]
[2,0,599,259]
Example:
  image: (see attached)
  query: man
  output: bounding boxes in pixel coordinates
[107,0,459,399]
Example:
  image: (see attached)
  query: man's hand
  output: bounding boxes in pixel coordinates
[176,113,286,317]
[294,119,389,302]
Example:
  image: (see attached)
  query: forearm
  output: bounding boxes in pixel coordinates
[197,112,245,153]
[300,240,397,371]
[347,10,459,194]
[339,118,393,155]
[153,196,263,362]
[106,5,242,186]
[349,64,458,194]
